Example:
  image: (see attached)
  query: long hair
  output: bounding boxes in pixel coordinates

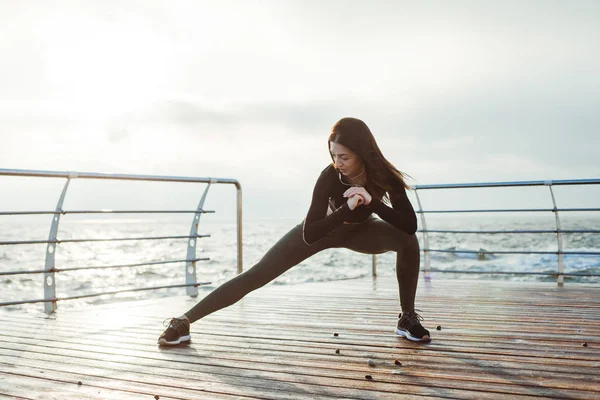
[328,117,410,199]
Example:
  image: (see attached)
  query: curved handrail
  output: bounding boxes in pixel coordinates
[411,178,600,189]
[0,168,243,312]
[397,178,600,286]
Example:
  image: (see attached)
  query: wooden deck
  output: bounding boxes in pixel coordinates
[1,276,599,399]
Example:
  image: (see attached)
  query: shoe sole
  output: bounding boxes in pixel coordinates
[157,334,191,346]
[395,328,431,342]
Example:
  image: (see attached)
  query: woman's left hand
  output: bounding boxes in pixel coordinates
[343,187,372,205]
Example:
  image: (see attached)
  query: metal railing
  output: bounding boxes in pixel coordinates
[371,179,600,286]
[0,168,243,313]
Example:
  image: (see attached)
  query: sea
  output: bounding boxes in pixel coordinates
[1,214,599,313]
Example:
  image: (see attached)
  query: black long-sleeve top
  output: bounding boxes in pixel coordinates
[302,164,418,245]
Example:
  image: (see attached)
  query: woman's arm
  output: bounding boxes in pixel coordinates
[367,186,418,235]
[302,168,352,245]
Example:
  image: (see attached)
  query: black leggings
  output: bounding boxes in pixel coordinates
[184,217,421,323]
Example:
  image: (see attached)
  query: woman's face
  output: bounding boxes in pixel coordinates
[329,141,363,177]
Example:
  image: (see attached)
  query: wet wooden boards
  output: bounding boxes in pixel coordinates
[1,277,599,399]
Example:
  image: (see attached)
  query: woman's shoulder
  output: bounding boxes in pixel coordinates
[314,164,337,187]
[319,164,336,177]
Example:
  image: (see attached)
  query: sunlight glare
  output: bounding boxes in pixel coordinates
[45,16,175,122]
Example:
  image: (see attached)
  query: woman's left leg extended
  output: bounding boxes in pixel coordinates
[182,222,346,323]
[158,222,346,345]
[342,218,421,313]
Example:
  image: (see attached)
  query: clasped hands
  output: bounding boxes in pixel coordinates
[344,187,372,210]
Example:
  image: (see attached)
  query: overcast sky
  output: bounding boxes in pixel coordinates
[1,1,599,220]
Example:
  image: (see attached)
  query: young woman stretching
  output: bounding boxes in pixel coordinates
[158,117,430,345]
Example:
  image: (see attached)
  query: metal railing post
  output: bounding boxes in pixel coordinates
[547,182,565,286]
[186,182,213,296]
[372,254,377,276]
[235,182,243,274]
[44,175,73,313]
[414,189,431,282]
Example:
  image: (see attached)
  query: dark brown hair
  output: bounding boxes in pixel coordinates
[328,117,410,198]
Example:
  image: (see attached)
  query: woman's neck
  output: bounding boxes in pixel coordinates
[345,166,367,186]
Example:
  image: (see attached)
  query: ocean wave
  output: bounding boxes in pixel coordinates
[136,270,164,278]
[72,281,93,291]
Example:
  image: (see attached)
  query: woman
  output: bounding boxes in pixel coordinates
[158,117,430,345]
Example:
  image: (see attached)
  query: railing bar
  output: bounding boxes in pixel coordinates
[0,298,52,306]
[0,258,211,277]
[411,178,600,190]
[0,282,212,307]
[557,208,600,212]
[3,170,595,187]
[63,210,216,214]
[417,208,600,214]
[418,209,551,213]
[0,234,210,246]
[0,211,58,216]
[426,269,600,277]
[0,210,216,216]
[56,258,211,272]
[428,269,558,275]
[423,230,554,234]
[0,240,52,246]
[424,249,600,255]
[3,208,597,217]
[0,168,240,185]
[59,234,210,243]
[420,229,600,234]
[56,282,212,301]
[0,269,48,276]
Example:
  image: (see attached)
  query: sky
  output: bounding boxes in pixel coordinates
[1,0,599,221]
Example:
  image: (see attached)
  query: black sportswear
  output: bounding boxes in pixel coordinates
[302,164,417,245]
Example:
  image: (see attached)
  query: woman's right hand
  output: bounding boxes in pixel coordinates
[347,194,365,210]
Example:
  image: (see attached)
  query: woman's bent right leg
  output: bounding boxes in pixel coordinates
[183,222,342,323]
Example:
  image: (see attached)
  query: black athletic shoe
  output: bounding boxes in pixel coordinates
[158,317,191,346]
[395,311,431,342]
